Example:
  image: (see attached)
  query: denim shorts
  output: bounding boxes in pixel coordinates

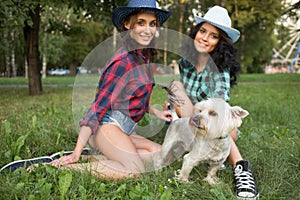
[99,110,137,135]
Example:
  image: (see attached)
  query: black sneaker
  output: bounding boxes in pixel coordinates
[1,148,92,174]
[50,148,92,160]
[233,160,259,199]
[0,157,53,173]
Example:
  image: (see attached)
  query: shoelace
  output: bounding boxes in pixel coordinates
[234,165,256,191]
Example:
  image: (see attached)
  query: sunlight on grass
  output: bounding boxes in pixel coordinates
[0,74,299,199]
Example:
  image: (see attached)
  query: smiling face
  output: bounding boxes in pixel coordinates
[194,22,220,53]
[124,11,157,48]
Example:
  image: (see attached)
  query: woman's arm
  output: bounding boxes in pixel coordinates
[50,126,92,166]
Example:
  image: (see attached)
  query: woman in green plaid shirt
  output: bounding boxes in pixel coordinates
[167,6,259,200]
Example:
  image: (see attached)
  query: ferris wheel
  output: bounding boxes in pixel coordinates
[272,18,300,72]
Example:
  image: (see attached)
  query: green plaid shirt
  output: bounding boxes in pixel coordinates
[178,58,230,104]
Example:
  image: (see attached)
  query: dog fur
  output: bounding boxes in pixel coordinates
[155,98,249,184]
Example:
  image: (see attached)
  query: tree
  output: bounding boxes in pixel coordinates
[1,1,59,95]
[1,0,119,95]
[0,0,296,94]
[24,3,43,95]
[179,0,283,73]
[0,0,25,77]
[228,1,283,73]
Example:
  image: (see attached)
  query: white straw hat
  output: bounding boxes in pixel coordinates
[194,6,240,43]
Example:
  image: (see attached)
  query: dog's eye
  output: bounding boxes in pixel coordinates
[209,111,218,116]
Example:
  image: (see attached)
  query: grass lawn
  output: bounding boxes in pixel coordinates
[0,73,299,199]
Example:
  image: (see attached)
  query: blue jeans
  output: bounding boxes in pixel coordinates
[99,110,137,135]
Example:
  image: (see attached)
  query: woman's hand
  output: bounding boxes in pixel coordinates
[149,103,172,122]
[50,126,92,167]
[50,152,81,167]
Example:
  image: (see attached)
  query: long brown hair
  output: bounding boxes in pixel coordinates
[119,10,159,64]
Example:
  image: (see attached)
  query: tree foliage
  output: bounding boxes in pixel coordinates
[0,0,122,95]
[0,0,298,95]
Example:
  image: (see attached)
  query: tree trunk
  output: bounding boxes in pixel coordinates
[4,32,11,77]
[69,61,77,76]
[25,57,28,79]
[42,54,47,78]
[11,31,17,77]
[5,54,11,77]
[24,5,42,96]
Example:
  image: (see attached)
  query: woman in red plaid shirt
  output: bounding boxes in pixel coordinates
[51,0,171,179]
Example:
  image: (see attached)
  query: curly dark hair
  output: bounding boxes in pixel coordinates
[182,23,241,85]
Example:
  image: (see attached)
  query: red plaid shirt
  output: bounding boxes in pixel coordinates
[80,47,155,133]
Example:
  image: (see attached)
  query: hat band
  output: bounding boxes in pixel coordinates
[129,5,155,8]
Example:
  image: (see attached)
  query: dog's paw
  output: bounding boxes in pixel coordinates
[174,170,192,183]
[203,175,219,185]
[152,159,163,173]
[174,169,182,179]
[154,168,162,174]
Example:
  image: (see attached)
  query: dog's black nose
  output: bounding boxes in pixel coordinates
[192,115,199,124]
[190,115,204,129]
[194,115,208,130]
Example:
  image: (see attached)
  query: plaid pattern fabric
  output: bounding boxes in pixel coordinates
[178,58,230,104]
[80,47,154,134]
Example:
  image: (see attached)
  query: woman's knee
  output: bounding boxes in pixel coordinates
[95,125,146,172]
[87,135,98,149]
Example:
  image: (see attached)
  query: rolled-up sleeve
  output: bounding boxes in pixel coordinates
[79,110,98,133]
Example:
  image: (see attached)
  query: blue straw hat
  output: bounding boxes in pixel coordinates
[194,6,240,43]
[112,0,171,32]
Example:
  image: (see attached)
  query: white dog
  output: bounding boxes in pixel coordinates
[155,98,249,185]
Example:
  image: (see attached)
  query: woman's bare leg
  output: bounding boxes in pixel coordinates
[96,124,146,174]
[88,132,161,163]
[89,131,162,164]
[80,154,108,161]
[227,129,243,166]
[63,160,138,180]
[63,133,162,179]
[59,124,146,179]
[87,134,97,149]
[129,134,161,163]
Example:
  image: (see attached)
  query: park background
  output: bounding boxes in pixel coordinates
[1,0,300,199]
[0,0,299,95]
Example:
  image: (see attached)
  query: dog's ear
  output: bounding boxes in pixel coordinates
[230,106,249,119]
[229,106,249,128]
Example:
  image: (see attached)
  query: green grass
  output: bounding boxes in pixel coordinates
[238,73,300,83]
[0,76,76,85]
[0,74,300,199]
